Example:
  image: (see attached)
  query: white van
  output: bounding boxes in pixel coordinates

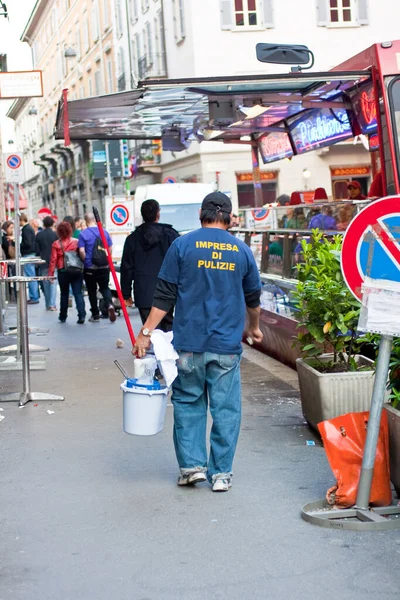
[133,183,216,233]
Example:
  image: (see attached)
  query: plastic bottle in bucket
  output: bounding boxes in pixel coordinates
[121,356,169,436]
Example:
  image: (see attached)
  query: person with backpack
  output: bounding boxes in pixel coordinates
[120,199,180,331]
[48,221,86,324]
[78,212,115,323]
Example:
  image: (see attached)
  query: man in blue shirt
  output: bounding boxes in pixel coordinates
[78,212,115,323]
[134,192,262,492]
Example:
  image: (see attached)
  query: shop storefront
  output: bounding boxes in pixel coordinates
[330,166,371,199]
[237,171,278,207]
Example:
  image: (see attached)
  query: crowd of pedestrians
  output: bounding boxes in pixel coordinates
[0,211,115,325]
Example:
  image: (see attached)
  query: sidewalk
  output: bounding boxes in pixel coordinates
[0,301,399,600]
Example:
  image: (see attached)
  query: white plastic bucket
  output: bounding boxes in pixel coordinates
[121,380,169,436]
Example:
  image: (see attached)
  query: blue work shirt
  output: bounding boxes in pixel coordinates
[78,226,112,268]
[159,227,261,355]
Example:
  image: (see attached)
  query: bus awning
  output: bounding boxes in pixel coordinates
[54,70,371,145]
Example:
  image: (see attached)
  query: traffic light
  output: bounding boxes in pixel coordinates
[0,54,7,72]
[122,139,130,178]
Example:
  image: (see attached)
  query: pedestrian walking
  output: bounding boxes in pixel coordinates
[20,212,40,304]
[134,192,263,492]
[78,212,115,323]
[1,220,16,300]
[35,216,58,311]
[72,217,83,239]
[1,220,15,259]
[120,199,179,332]
[49,221,86,324]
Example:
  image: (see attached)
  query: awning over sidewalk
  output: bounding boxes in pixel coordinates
[54,70,371,146]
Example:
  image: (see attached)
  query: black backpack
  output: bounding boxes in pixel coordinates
[90,229,108,267]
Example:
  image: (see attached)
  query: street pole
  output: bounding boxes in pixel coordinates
[0,125,6,221]
[355,334,393,509]
[251,140,263,208]
[105,141,113,197]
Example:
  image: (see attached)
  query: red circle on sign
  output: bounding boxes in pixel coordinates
[341,196,400,300]
[7,154,22,169]
[110,204,129,226]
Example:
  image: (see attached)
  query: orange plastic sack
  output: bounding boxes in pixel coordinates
[318,411,392,509]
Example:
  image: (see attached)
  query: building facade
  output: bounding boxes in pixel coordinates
[9,0,400,217]
[125,0,400,209]
[9,0,118,219]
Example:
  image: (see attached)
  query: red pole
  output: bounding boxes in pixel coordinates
[93,206,136,347]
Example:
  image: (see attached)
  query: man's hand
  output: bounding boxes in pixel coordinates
[244,326,263,345]
[132,331,152,357]
[124,297,134,307]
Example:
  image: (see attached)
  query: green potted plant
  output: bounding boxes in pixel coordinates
[293,232,375,429]
[384,338,400,496]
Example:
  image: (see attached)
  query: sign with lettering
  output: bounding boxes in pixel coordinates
[236,171,278,182]
[331,166,370,178]
[259,132,293,164]
[289,108,353,154]
[351,84,378,135]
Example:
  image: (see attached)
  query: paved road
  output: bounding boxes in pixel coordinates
[0,301,399,599]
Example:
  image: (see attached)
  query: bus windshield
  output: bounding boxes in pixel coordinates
[159,203,202,233]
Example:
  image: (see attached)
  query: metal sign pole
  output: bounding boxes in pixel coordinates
[355,335,393,509]
[105,142,113,200]
[14,183,21,360]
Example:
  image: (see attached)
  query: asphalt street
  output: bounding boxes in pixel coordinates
[0,299,399,600]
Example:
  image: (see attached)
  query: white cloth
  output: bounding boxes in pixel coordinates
[150,329,179,387]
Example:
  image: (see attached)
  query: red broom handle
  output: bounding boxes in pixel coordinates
[93,207,136,346]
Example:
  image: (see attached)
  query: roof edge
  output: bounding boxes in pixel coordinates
[6,98,30,120]
[20,0,48,43]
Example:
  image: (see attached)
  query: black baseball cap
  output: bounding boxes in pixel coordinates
[201,192,232,214]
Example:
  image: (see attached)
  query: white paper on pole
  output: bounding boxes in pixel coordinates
[358,277,400,335]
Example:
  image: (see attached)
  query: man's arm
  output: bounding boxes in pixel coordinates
[77,232,86,261]
[244,289,263,344]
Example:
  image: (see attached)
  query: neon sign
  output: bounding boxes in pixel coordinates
[352,84,378,134]
[369,133,379,151]
[259,132,293,164]
[289,108,353,154]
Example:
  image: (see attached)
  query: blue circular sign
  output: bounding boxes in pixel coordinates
[110,204,129,226]
[252,208,269,221]
[7,154,22,169]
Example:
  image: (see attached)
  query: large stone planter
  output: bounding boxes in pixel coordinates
[384,404,400,497]
[296,354,375,430]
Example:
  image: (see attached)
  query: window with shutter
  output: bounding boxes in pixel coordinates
[357,0,369,24]
[103,0,109,30]
[220,1,266,30]
[261,0,274,28]
[173,0,185,43]
[319,0,361,26]
[220,0,234,29]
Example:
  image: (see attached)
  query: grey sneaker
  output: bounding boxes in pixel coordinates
[212,474,232,492]
[177,469,207,486]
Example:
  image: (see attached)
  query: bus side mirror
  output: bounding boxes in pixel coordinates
[256,43,314,71]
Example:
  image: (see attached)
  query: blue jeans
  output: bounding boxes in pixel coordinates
[172,351,242,482]
[22,255,39,301]
[41,267,57,309]
[58,270,86,321]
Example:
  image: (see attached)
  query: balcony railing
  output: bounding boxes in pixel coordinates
[117,73,126,92]
[137,53,167,80]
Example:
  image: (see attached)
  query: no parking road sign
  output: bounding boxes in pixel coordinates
[110,204,129,226]
[341,196,400,300]
[4,152,24,183]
